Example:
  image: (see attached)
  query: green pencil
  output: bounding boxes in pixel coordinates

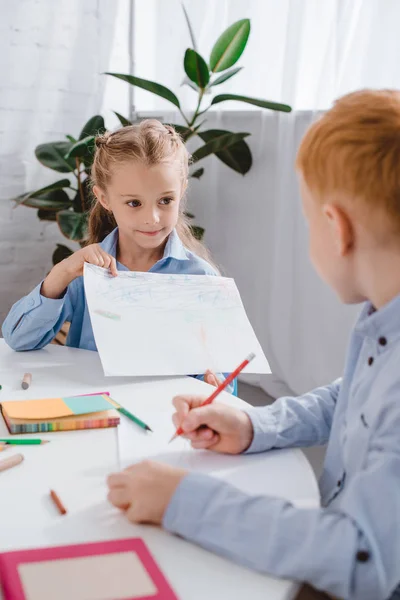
[108,398,152,432]
[0,439,50,445]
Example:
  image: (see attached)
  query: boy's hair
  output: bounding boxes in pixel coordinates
[296,89,400,233]
[89,119,217,269]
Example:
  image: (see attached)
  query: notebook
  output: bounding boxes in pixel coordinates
[0,538,177,600]
[0,394,120,434]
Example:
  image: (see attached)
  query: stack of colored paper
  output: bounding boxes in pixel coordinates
[0,394,120,434]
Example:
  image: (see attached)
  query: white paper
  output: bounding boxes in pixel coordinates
[84,263,270,377]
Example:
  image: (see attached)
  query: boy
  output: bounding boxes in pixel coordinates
[107,90,400,600]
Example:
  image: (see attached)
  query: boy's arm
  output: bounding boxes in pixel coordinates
[2,280,75,351]
[242,378,341,453]
[164,386,400,600]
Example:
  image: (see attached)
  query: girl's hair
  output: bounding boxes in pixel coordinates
[89,119,218,270]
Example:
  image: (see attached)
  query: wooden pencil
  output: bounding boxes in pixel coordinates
[50,489,67,515]
[0,453,24,472]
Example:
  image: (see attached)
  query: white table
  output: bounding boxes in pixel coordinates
[0,340,319,600]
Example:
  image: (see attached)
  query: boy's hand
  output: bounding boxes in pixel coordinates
[107,460,186,525]
[172,395,254,454]
[41,244,118,299]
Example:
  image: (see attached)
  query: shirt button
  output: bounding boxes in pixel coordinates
[356,550,370,563]
[368,357,374,366]
[378,336,387,346]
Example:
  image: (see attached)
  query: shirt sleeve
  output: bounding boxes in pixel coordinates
[1,281,75,351]
[243,378,341,453]
[164,388,400,599]
[193,373,235,395]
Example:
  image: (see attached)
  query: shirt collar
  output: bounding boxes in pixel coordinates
[99,227,190,262]
[355,293,400,342]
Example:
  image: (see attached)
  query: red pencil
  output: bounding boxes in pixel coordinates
[169,352,256,443]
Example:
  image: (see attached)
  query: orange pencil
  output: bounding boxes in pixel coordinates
[50,489,67,515]
[169,352,256,443]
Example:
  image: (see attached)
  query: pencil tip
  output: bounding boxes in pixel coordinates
[41,440,50,444]
[146,426,153,432]
[168,433,177,444]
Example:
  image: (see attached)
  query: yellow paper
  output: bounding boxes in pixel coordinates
[0,398,73,420]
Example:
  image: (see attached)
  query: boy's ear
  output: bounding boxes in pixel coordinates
[93,185,111,212]
[323,204,354,256]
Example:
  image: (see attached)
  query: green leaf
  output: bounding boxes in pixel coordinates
[167,123,204,142]
[184,211,195,219]
[209,19,250,73]
[12,179,71,206]
[21,190,72,210]
[35,141,76,173]
[168,124,191,137]
[190,167,205,179]
[113,111,132,126]
[191,132,250,163]
[37,209,57,221]
[190,225,204,240]
[57,210,88,242]
[66,135,77,143]
[105,72,181,108]
[211,94,292,112]
[182,3,198,51]
[184,49,210,88]
[210,67,243,87]
[198,129,252,174]
[65,136,95,159]
[79,115,105,140]
[52,244,74,265]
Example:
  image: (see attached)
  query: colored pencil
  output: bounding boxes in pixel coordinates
[169,352,256,443]
[79,391,110,397]
[0,453,24,473]
[0,439,50,445]
[50,489,67,515]
[107,397,152,432]
[21,373,32,390]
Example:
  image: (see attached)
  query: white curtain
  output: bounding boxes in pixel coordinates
[127,0,400,396]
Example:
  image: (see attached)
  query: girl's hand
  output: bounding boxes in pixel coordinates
[107,460,187,525]
[172,395,254,454]
[41,244,118,299]
[204,370,221,387]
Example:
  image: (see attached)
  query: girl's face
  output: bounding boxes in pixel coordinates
[94,160,184,252]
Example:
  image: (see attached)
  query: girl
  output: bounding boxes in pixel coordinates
[2,120,229,389]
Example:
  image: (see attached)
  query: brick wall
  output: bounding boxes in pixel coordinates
[0,0,117,324]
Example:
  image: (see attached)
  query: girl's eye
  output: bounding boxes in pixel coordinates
[127,200,141,208]
[159,197,173,206]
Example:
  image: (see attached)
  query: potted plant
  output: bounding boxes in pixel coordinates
[12,15,291,261]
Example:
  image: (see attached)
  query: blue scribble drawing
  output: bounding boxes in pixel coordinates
[84,264,241,310]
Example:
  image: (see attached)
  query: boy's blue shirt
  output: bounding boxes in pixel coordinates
[2,228,234,389]
[164,293,400,600]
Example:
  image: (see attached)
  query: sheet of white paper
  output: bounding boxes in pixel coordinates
[84,263,270,377]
